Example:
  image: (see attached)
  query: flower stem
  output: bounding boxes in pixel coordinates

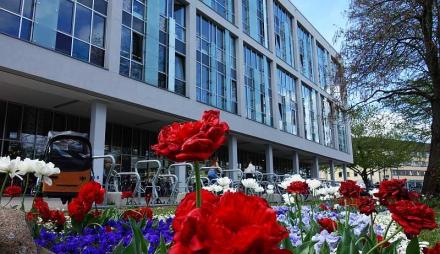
[0,175,8,204]
[294,194,304,242]
[365,228,403,254]
[194,161,202,208]
[383,219,393,239]
[20,174,30,211]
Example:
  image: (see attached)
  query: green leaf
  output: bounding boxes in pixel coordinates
[294,240,317,254]
[382,239,401,254]
[282,237,296,253]
[406,237,420,254]
[336,227,359,254]
[320,241,331,254]
[154,237,169,254]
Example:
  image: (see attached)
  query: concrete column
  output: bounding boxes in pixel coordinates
[267,0,275,52]
[292,151,300,175]
[90,101,107,184]
[265,144,274,174]
[342,164,348,180]
[105,0,123,73]
[235,0,246,117]
[186,4,197,99]
[311,156,319,179]
[329,160,335,182]
[228,135,238,180]
[176,165,187,193]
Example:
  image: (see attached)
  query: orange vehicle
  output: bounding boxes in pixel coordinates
[42,131,93,203]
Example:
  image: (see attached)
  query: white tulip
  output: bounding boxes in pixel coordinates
[306,179,322,190]
[33,160,60,186]
[17,158,37,175]
[254,186,264,193]
[278,174,305,189]
[241,178,259,189]
[267,184,274,190]
[216,177,231,187]
[0,156,23,180]
[213,184,223,193]
[282,193,296,205]
[223,188,237,193]
[266,189,274,195]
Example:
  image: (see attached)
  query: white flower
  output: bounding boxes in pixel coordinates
[33,161,60,186]
[278,174,304,189]
[213,184,223,193]
[306,179,322,190]
[0,156,23,180]
[223,188,237,193]
[315,188,327,196]
[356,180,366,189]
[202,186,214,192]
[282,193,296,205]
[267,184,274,190]
[266,189,274,195]
[17,158,37,175]
[216,177,231,187]
[327,186,339,195]
[241,178,259,189]
[254,186,264,193]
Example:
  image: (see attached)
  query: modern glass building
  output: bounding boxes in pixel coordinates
[0,0,352,182]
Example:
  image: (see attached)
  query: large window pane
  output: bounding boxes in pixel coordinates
[57,0,73,34]
[5,103,22,140]
[20,19,32,40]
[78,0,92,8]
[120,57,130,76]
[0,10,20,37]
[23,0,34,19]
[121,26,131,58]
[94,0,107,15]
[72,39,89,61]
[91,13,105,47]
[90,46,104,66]
[32,0,60,48]
[0,101,6,139]
[0,0,21,14]
[132,32,143,62]
[74,5,92,42]
[175,55,185,80]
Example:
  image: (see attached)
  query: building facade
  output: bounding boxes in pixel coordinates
[0,0,352,183]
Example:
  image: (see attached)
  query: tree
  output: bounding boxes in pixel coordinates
[350,107,416,188]
[341,0,440,194]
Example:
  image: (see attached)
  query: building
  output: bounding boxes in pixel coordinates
[0,0,353,184]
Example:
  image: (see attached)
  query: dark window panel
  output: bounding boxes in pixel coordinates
[119,57,130,76]
[2,141,22,158]
[23,0,34,18]
[121,126,132,154]
[53,113,66,131]
[94,0,107,15]
[0,10,20,37]
[58,0,73,34]
[0,0,21,14]
[0,101,6,139]
[74,5,92,42]
[20,19,32,41]
[21,106,37,143]
[90,46,105,66]
[133,0,144,20]
[123,0,131,13]
[158,72,167,89]
[78,0,92,8]
[131,32,143,62]
[5,103,22,140]
[55,32,72,55]
[132,16,144,34]
[131,62,143,80]
[91,13,105,47]
[122,11,131,27]
[72,39,90,61]
[66,115,79,131]
[120,26,131,58]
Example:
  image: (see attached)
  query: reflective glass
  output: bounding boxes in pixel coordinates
[122,11,131,27]
[20,18,32,40]
[132,17,144,33]
[78,0,92,8]
[94,0,107,15]
[74,5,92,42]
[0,0,21,14]
[90,46,104,66]
[120,57,130,76]
[72,39,89,61]
[175,55,185,80]
[120,26,131,58]
[32,0,60,48]
[57,0,73,34]
[23,0,34,19]
[0,9,20,37]
[55,32,72,55]
[123,0,131,13]
[91,13,105,47]
[132,32,143,62]
[0,101,5,138]
[5,103,22,140]
[133,0,144,20]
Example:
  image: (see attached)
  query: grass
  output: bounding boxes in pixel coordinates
[152,206,176,216]
[419,208,440,246]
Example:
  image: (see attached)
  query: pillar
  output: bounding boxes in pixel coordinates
[342,164,348,180]
[90,101,107,184]
[228,135,238,180]
[311,156,319,179]
[176,165,187,193]
[186,3,197,99]
[167,18,176,92]
[105,0,122,73]
[292,151,300,175]
[265,144,274,174]
[329,160,335,183]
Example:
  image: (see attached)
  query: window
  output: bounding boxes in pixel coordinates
[302,84,319,142]
[338,172,342,178]
[244,45,272,126]
[322,96,334,147]
[317,44,330,92]
[337,109,348,152]
[242,0,268,47]
[277,68,297,134]
[200,0,234,23]
[196,15,237,114]
[0,9,20,37]
[298,25,314,81]
[274,2,294,66]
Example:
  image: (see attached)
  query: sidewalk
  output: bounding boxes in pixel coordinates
[1,197,66,211]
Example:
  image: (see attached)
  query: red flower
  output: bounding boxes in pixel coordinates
[68,197,92,222]
[121,191,133,199]
[172,190,219,232]
[33,197,51,221]
[423,242,440,254]
[50,210,66,226]
[287,181,309,195]
[91,210,102,218]
[374,179,421,206]
[319,203,331,211]
[105,226,112,233]
[169,192,288,254]
[26,212,37,221]
[151,110,229,162]
[339,180,363,199]
[122,207,153,221]
[3,185,22,197]
[376,235,391,248]
[356,196,376,215]
[78,181,105,205]
[388,200,438,235]
[318,218,338,233]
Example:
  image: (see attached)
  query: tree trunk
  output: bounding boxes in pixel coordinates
[360,171,370,191]
[422,98,440,195]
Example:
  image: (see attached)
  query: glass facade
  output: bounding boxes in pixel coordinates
[200,0,234,23]
[242,0,268,47]
[317,44,330,92]
[277,68,297,135]
[196,15,238,113]
[321,96,333,147]
[274,2,293,66]
[297,24,314,81]
[0,0,107,67]
[302,84,319,143]
[244,45,273,126]
[120,0,186,96]
[337,109,348,152]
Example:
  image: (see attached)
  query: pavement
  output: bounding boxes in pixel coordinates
[1,196,67,211]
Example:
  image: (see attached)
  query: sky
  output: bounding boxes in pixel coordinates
[289,0,349,51]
